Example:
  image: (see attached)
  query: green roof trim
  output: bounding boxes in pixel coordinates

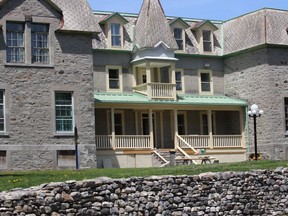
[99,12,129,25]
[94,92,247,106]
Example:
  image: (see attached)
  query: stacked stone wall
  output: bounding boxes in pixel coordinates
[1,168,288,215]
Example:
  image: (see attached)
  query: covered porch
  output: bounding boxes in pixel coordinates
[95,93,247,153]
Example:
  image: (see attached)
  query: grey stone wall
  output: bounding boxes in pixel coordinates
[0,0,96,169]
[224,47,288,159]
[1,168,288,215]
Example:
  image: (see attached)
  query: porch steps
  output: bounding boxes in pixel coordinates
[152,149,188,167]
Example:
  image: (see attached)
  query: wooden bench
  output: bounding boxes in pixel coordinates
[176,156,217,165]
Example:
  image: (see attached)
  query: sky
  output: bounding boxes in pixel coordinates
[88,0,288,21]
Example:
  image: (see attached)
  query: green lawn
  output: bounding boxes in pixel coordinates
[1,160,288,192]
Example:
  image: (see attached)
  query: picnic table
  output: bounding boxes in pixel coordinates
[176,156,217,165]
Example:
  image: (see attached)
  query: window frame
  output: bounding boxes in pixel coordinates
[177,112,187,135]
[5,19,51,66]
[110,23,122,48]
[198,70,213,95]
[54,92,75,134]
[114,111,125,135]
[31,23,49,64]
[200,112,216,135]
[175,68,184,93]
[202,30,214,53]
[173,27,185,51]
[106,66,123,92]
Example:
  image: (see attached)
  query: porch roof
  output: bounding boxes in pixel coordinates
[94,92,247,106]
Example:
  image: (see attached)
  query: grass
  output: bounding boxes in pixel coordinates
[0,160,288,192]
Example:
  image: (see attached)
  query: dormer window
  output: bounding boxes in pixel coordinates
[111,23,121,47]
[174,28,183,50]
[7,22,25,63]
[99,13,128,49]
[203,30,212,52]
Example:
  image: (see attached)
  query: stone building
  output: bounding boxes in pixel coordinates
[0,0,287,170]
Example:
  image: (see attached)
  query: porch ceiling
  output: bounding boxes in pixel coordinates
[94,92,247,106]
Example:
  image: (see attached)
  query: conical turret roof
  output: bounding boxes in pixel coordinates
[134,0,178,49]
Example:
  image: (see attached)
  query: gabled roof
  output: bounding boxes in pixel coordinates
[169,17,190,29]
[191,20,218,31]
[99,12,129,25]
[134,0,178,49]
[52,0,101,33]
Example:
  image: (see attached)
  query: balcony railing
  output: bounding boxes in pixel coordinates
[133,83,176,100]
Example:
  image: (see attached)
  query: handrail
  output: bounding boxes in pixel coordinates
[153,150,170,167]
[176,134,197,154]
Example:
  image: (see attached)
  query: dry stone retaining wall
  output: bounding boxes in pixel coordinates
[1,167,288,215]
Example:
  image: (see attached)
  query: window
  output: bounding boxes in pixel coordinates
[177,113,186,135]
[6,22,25,63]
[0,90,5,132]
[6,21,50,64]
[174,28,183,50]
[199,70,213,94]
[55,92,74,133]
[203,30,212,52]
[107,66,122,91]
[175,70,183,91]
[111,23,121,47]
[285,98,288,132]
[31,24,49,63]
[201,113,215,135]
[114,112,124,135]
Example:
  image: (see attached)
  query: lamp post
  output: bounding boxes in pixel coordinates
[248,104,264,161]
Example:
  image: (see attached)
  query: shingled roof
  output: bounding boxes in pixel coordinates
[52,0,101,33]
[134,0,178,49]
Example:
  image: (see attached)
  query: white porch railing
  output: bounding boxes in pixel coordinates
[180,135,210,148]
[133,83,176,100]
[95,135,113,149]
[95,135,150,149]
[115,135,151,149]
[213,135,242,148]
[179,135,242,149]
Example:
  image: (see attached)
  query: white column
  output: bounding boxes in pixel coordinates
[149,108,154,149]
[111,108,115,149]
[208,110,213,149]
[146,62,152,99]
[174,109,178,149]
[171,63,176,100]
[239,108,246,148]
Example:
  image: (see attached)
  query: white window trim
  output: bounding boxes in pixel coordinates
[175,68,185,93]
[54,91,75,134]
[107,110,125,135]
[201,29,214,54]
[198,69,213,95]
[108,23,124,49]
[173,27,186,51]
[178,111,187,135]
[106,66,123,92]
[114,110,125,135]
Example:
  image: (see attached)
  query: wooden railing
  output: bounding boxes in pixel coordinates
[151,83,176,99]
[153,150,170,167]
[95,135,113,149]
[180,135,210,148]
[213,135,242,148]
[96,135,150,149]
[179,135,243,149]
[133,83,176,100]
[115,135,150,149]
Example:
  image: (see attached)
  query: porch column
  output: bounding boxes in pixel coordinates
[208,110,213,149]
[132,66,137,87]
[149,108,154,149]
[146,62,152,99]
[174,109,178,149]
[239,108,246,148]
[111,108,116,149]
[171,63,177,100]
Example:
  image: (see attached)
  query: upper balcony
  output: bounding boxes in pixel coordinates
[133,83,176,100]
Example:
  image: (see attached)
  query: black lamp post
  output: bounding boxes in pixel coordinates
[248,104,263,161]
